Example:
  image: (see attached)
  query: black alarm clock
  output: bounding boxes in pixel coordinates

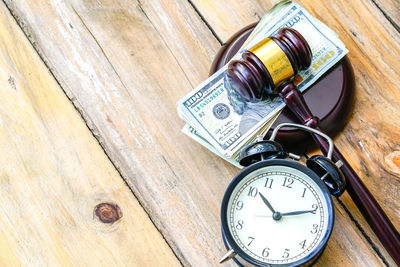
[219,123,346,266]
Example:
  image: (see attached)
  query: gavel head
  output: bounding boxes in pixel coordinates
[226,28,312,102]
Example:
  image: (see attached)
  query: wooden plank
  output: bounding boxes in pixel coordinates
[136,0,222,85]
[0,2,180,266]
[372,0,400,31]
[3,0,227,265]
[3,0,390,265]
[189,0,400,265]
[186,0,268,42]
[136,2,393,266]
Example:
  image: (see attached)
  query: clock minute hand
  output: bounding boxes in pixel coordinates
[281,209,317,217]
[258,192,276,214]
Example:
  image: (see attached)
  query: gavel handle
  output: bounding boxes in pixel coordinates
[279,83,400,265]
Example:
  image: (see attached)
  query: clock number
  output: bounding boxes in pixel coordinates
[235,220,244,230]
[248,186,258,197]
[247,236,255,246]
[312,204,318,213]
[282,177,294,188]
[282,248,290,258]
[236,201,244,211]
[299,239,307,249]
[311,224,318,234]
[262,247,270,257]
[264,177,273,189]
[301,188,306,198]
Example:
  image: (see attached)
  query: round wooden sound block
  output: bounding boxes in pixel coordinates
[210,23,355,151]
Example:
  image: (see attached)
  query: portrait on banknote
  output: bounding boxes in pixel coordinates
[224,74,282,135]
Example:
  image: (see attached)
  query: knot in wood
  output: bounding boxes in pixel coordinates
[393,155,400,168]
[94,203,122,224]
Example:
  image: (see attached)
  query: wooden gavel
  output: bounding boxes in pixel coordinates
[227,28,400,264]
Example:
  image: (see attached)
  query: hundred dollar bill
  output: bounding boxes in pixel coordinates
[178,0,348,158]
[182,124,243,168]
[182,110,280,168]
[242,0,338,50]
[242,1,340,54]
[240,1,348,93]
[178,69,284,158]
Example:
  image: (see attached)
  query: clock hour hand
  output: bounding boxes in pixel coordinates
[280,209,317,217]
[258,192,276,214]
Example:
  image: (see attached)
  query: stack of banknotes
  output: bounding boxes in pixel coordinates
[177,0,348,168]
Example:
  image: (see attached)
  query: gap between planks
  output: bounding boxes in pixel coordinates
[2,0,394,265]
[336,198,389,266]
[180,0,394,264]
[186,0,224,45]
[0,1,185,265]
[136,0,196,89]
[371,0,400,33]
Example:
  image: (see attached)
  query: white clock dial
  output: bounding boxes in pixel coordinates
[226,164,331,265]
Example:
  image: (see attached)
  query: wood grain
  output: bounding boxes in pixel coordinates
[0,2,180,266]
[372,0,400,31]
[2,0,398,266]
[190,0,400,265]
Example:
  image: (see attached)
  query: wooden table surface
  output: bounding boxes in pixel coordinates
[0,0,399,266]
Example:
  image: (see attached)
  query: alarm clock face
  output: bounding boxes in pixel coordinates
[221,160,334,266]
